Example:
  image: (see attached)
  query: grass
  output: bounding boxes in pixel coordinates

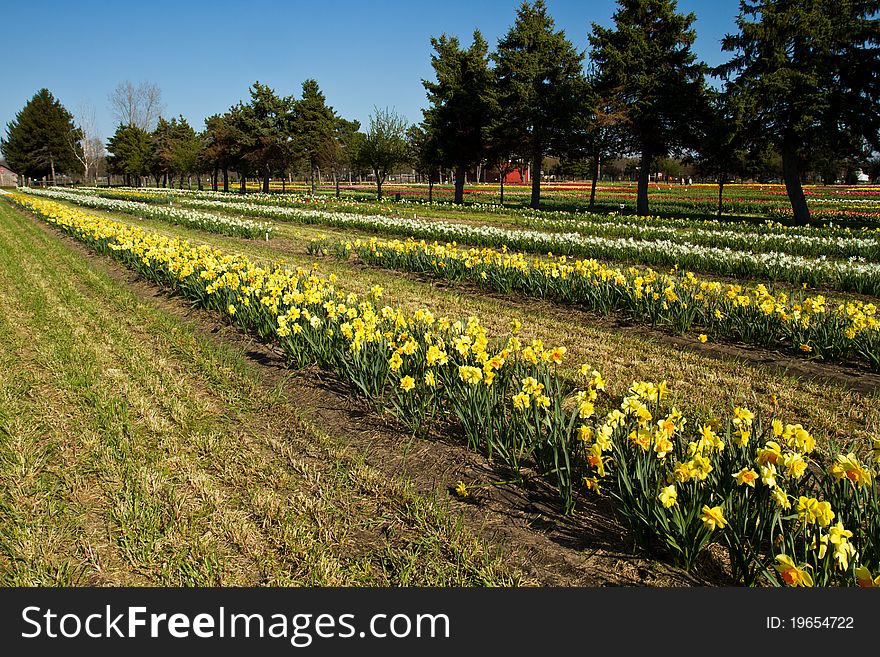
[0,201,522,586]
[42,197,880,457]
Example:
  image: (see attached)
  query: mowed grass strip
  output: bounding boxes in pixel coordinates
[48,199,880,455]
[0,202,521,586]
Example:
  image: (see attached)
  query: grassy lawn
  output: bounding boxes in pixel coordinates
[0,201,523,587]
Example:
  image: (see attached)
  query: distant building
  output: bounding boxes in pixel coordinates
[0,161,18,186]
[481,163,531,184]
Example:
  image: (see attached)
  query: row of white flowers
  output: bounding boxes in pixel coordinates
[20,187,273,239]
[68,186,880,260]
[58,187,880,293]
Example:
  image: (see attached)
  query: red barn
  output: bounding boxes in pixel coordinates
[481,163,530,184]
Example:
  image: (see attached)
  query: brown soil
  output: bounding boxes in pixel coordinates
[22,208,722,587]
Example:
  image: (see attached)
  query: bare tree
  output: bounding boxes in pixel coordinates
[70,103,105,183]
[109,80,164,132]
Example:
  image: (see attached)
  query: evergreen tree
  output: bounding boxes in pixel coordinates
[169,116,202,189]
[718,0,880,224]
[151,117,175,186]
[493,0,584,209]
[422,30,495,204]
[690,89,753,217]
[106,124,153,187]
[241,82,295,193]
[295,79,337,194]
[589,0,707,216]
[2,88,80,184]
[406,123,441,203]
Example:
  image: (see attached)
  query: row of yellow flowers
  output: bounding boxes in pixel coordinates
[7,192,880,587]
[316,237,880,370]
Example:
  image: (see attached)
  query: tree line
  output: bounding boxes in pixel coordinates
[3,0,879,224]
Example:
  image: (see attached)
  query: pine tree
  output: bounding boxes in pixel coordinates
[295,79,337,194]
[718,0,880,225]
[589,0,707,216]
[422,30,495,204]
[2,88,80,184]
[106,124,153,187]
[241,82,295,193]
[493,0,585,209]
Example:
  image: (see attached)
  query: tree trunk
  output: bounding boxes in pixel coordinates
[262,169,270,193]
[588,152,600,213]
[311,165,317,195]
[197,174,202,191]
[429,178,433,204]
[223,167,229,193]
[453,165,465,204]
[213,165,219,192]
[499,169,505,206]
[637,150,652,216]
[781,146,810,226]
[530,148,541,209]
[240,175,246,194]
[335,171,340,199]
[50,155,56,186]
[717,176,725,218]
[375,169,383,201]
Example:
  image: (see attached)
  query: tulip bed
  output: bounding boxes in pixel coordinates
[317,237,880,371]
[5,191,879,588]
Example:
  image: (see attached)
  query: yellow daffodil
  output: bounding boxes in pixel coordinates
[774,555,814,587]
[700,505,727,531]
[658,485,677,508]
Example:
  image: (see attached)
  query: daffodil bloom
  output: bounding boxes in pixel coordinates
[698,333,708,343]
[454,481,468,498]
[400,376,415,392]
[673,462,691,483]
[584,477,601,495]
[734,468,758,487]
[577,425,593,443]
[658,485,677,508]
[797,496,835,527]
[774,555,814,587]
[458,366,483,385]
[783,452,808,479]
[771,418,784,437]
[654,435,673,459]
[756,441,782,466]
[700,505,727,531]
[829,452,873,487]
[227,304,236,315]
[512,392,530,410]
[855,566,880,588]
[771,487,791,510]
[424,371,437,388]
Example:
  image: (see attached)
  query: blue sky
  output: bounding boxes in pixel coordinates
[1,0,742,143]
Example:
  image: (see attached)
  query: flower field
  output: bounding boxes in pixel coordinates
[22,186,273,239]
[5,190,880,588]
[319,237,880,370]
[41,186,880,295]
